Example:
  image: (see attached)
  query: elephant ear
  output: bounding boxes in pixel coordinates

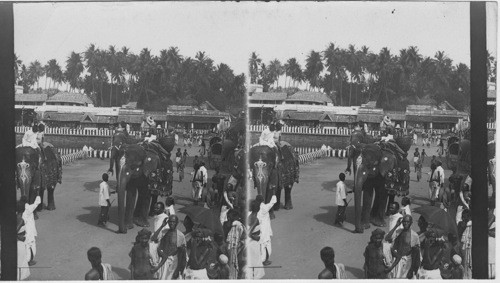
[143,152,160,177]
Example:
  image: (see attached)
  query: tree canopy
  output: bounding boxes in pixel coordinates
[248,44,496,112]
[16,46,246,112]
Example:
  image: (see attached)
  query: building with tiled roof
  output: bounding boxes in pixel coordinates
[15,93,48,108]
[284,91,333,105]
[46,92,94,106]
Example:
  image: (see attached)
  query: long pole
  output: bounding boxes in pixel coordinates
[0,3,16,280]
[470,2,488,279]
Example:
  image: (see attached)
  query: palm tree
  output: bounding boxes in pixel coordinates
[323,43,339,101]
[248,52,262,84]
[45,59,60,89]
[268,59,283,89]
[287,58,302,88]
[373,47,397,108]
[28,60,44,90]
[345,44,361,105]
[84,44,99,102]
[64,52,84,92]
[304,50,323,92]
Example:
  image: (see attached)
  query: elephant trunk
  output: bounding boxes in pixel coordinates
[354,164,368,233]
[117,164,131,233]
[16,160,35,201]
[252,166,270,197]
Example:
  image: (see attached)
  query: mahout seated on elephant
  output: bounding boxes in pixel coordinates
[16,143,62,212]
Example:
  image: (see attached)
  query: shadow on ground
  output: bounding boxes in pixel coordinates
[76,206,119,232]
[313,205,356,233]
[321,179,354,193]
[83,180,118,192]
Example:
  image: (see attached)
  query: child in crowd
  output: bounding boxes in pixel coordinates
[401,197,411,216]
[98,173,114,227]
[334,173,349,227]
[129,229,154,280]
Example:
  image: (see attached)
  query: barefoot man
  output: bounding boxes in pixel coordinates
[385,215,420,279]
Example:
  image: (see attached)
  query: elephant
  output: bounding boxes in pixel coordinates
[351,137,412,234]
[249,142,299,218]
[16,144,62,211]
[114,136,174,234]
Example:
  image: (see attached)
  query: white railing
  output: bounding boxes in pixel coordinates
[15,126,212,137]
[249,124,382,136]
[298,149,327,164]
[15,126,142,137]
[60,148,111,165]
[487,122,496,130]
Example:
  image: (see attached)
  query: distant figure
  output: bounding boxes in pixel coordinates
[334,173,349,227]
[413,148,420,173]
[97,173,113,227]
[318,246,347,279]
[85,247,114,280]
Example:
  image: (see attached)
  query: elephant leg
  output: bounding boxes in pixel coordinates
[37,187,45,212]
[134,181,150,228]
[149,194,158,216]
[361,181,374,229]
[125,186,137,230]
[46,186,56,210]
[371,179,388,227]
[268,184,276,220]
[284,185,293,210]
[273,186,282,211]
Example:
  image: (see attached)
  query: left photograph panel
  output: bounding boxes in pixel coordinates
[9,2,247,280]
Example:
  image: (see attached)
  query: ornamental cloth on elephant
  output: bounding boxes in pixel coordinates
[40,142,62,185]
[277,141,299,185]
[380,136,412,197]
[141,141,173,197]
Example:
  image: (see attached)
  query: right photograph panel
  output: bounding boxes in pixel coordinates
[245,1,496,280]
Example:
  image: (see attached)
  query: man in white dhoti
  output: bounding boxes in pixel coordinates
[385,215,420,279]
[151,215,187,280]
[21,195,41,266]
[256,194,277,266]
[150,202,170,279]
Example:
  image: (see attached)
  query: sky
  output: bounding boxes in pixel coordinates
[14,1,497,84]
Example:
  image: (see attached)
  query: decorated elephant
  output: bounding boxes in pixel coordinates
[15,144,62,211]
[114,136,174,234]
[352,135,412,234]
[250,142,299,218]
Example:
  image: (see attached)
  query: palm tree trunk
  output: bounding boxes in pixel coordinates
[44,77,47,90]
[109,83,113,106]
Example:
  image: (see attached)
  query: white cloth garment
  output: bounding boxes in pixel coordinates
[258,195,277,261]
[21,130,39,149]
[258,127,276,148]
[335,181,347,206]
[98,181,110,207]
